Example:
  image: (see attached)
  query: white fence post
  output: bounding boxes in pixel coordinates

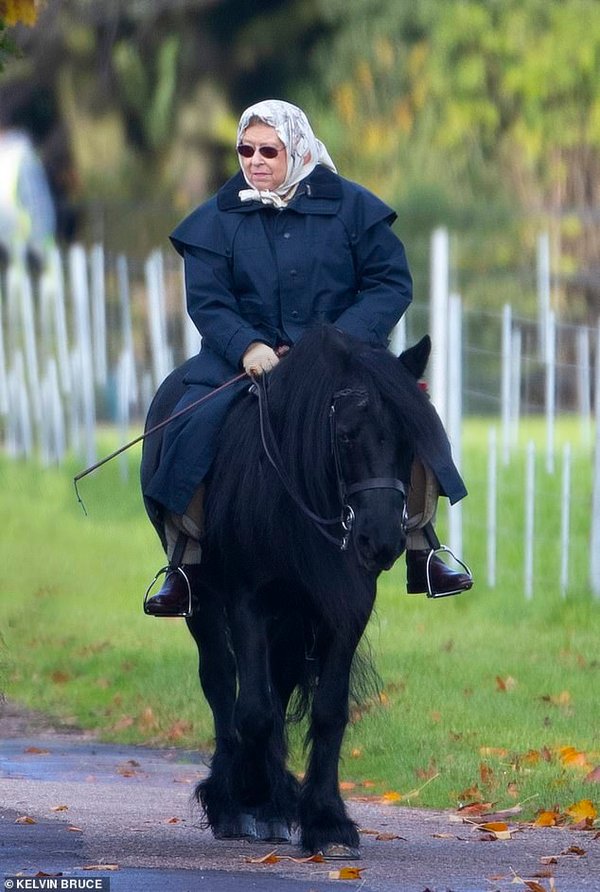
[69,244,96,465]
[429,227,449,425]
[486,427,497,588]
[576,326,591,446]
[0,279,7,416]
[590,321,600,598]
[447,293,463,559]
[180,263,201,359]
[146,249,172,389]
[90,243,108,388]
[537,231,551,359]
[510,326,522,448]
[524,440,536,600]
[560,442,572,598]
[501,303,512,466]
[545,310,556,474]
[389,316,406,357]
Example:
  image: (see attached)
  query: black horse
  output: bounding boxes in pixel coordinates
[142,325,452,857]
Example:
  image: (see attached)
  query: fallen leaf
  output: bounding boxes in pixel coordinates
[50,805,69,812]
[67,825,84,833]
[584,765,600,783]
[476,821,513,840]
[350,748,362,758]
[166,720,193,740]
[24,746,50,755]
[328,867,365,879]
[375,832,404,841]
[540,691,571,707]
[382,791,402,802]
[137,707,158,731]
[287,853,325,863]
[480,763,495,786]
[165,817,182,824]
[82,865,119,871]
[456,799,494,815]
[50,670,71,684]
[340,781,356,791]
[34,873,62,878]
[480,747,509,758]
[558,746,588,768]
[523,882,549,892]
[534,810,560,827]
[561,845,586,856]
[246,850,280,864]
[565,799,597,823]
[496,675,517,692]
[15,816,37,824]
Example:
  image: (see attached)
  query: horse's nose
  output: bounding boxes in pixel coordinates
[356,533,404,572]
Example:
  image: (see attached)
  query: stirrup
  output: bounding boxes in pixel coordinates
[425,546,473,599]
[143,565,193,617]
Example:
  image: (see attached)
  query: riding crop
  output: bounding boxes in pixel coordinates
[73,371,247,514]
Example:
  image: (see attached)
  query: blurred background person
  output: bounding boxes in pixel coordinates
[0,121,57,280]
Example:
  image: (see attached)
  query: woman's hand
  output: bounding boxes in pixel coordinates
[242,342,280,375]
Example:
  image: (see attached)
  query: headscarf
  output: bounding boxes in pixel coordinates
[236,99,337,208]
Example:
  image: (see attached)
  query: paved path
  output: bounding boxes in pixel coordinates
[1,705,598,891]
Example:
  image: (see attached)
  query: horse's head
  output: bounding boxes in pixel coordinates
[332,335,431,574]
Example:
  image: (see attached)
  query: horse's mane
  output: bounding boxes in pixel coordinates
[204,325,450,636]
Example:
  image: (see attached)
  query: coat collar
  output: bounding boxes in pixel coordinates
[217,166,342,213]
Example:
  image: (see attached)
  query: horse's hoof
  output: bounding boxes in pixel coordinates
[320,843,361,860]
[213,813,257,840]
[255,819,291,844]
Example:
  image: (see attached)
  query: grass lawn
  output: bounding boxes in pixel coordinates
[1,418,599,820]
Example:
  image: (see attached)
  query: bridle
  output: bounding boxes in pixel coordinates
[254,377,407,550]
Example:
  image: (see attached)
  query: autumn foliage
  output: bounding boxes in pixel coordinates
[0,0,42,26]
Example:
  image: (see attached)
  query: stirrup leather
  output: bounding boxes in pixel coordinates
[143,565,193,617]
[424,546,472,599]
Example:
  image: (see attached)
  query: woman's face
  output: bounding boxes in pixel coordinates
[239,123,288,191]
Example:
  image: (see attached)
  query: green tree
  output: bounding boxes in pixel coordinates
[306,0,600,319]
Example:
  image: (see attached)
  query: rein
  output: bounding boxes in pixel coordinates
[254,375,406,551]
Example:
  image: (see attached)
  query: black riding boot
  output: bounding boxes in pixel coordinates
[406,549,473,597]
[144,565,201,617]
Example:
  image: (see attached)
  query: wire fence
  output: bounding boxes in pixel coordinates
[0,231,598,599]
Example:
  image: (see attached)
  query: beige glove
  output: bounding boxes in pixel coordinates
[242,342,280,375]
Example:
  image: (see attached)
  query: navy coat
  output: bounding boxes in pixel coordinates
[144,166,461,517]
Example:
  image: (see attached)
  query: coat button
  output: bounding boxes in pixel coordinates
[289,269,297,277]
[283,231,291,239]
[291,310,299,318]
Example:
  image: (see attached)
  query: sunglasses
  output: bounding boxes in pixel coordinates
[236,144,285,159]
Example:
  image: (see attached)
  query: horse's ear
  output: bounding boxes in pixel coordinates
[399,335,431,380]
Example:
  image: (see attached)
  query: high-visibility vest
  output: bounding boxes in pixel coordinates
[0,131,56,259]
[0,138,30,249]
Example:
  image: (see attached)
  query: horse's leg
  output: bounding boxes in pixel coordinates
[186,585,253,839]
[299,629,365,857]
[227,594,297,838]
[250,616,307,842]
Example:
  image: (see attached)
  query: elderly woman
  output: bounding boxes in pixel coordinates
[143,99,472,616]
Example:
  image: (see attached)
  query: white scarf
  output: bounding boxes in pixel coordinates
[237,99,337,208]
